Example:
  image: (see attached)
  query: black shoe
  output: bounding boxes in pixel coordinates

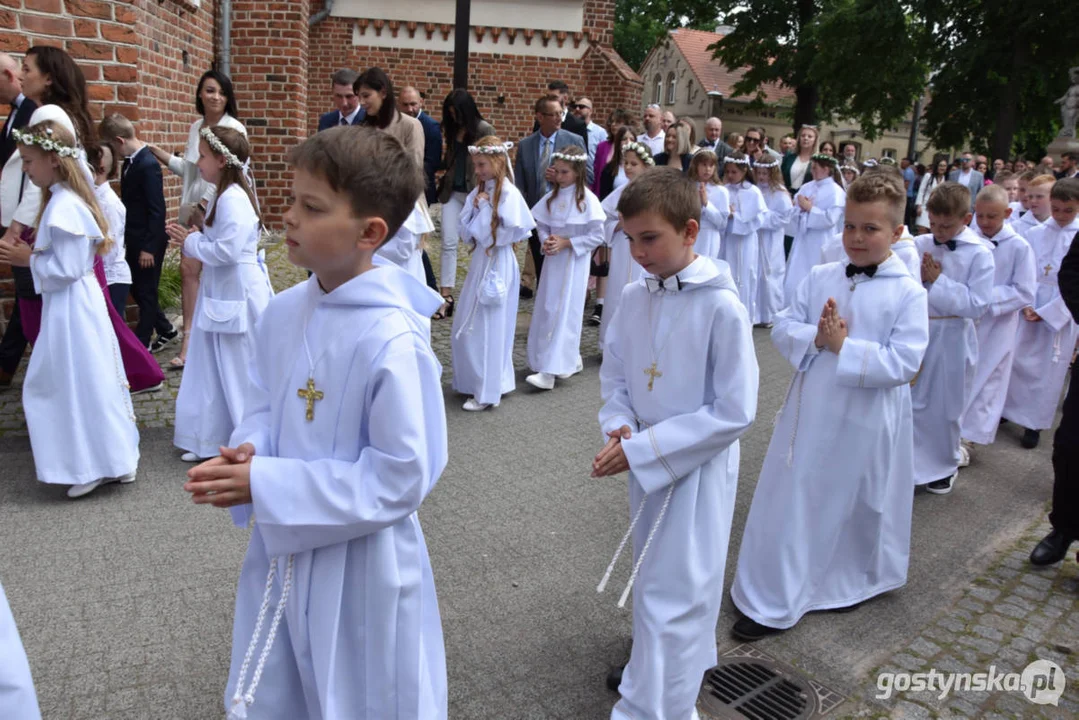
[1030,529,1074,566]
[150,328,179,354]
[925,472,957,495]
[589,304,603,325]
[830,600,864,614]
[605,665,624,693]
[1021,428,1040,449]
[519,285,534,299]
[732,616,784,642]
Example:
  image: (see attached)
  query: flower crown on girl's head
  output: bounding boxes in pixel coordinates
[620,142,655,165]
[811,153,838,166]
[468,141,514,156]
[199,127,244,168]
[725,155,751,166]
[840,163,860,176]
[12,127,78,158]
[755,157,780,169]
[551,150,586,163]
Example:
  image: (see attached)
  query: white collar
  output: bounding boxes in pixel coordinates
[12,93,25,109]
[342,106,362,124]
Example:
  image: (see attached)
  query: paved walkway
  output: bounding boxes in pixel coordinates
[0,239,1075,719]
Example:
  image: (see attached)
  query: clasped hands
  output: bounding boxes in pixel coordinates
[0,229,31,267]
[165,221,197,250]
[1022,307,1043,322]
[920,252,942,283]
[542,234,570,255]
[814,297,847,354]
[592,425,631,478]
[798,195,814,212]
[184,443,255,508]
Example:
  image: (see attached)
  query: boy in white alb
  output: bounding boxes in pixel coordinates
[183,127,448,720]
[959,186,1035,455]
[731,172,928,640]
[593,167,758,720]
[1003,178,1079,449]
[1012,174,1053,239]
[912,182,995,494]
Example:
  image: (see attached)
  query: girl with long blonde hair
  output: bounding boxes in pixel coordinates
[451,136,536,411]
[0,119,140,498]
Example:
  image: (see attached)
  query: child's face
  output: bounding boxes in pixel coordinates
[841,169,857,185]
[695,161,715,183]
[623,210,697,279]
[1050,197,1078,227]
[196,140,226,185]
[473,155,494,184]
[754,166,770,185]
[1026,185,1052,219]
[724,163,746,184]
[1001,179,1019,203]
[928,211,971,244]
[18,145,57,188]
[810,161,830,181]
[975,200,1011,238]
[843,200,901,267]
[623,153,645,180]
[552,159,578,189]
[1017,180,1030,207]
[283,167,383,290]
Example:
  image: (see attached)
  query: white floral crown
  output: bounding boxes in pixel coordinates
[840,163,860,175]
[468,141,514,156]
[811,153,838,166]
[726,155,751,166]
[199,127,244,168]
[551,150,586,163]
[862,159,879,168]
[620,142,655,166]
[755,158,779,169]
[12,127,78,158]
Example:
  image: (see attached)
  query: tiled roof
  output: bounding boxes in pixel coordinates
[664,28,796,105]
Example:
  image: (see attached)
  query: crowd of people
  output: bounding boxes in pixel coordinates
[0,49,1077,720]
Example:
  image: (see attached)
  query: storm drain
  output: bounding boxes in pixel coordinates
[697,644,846,720]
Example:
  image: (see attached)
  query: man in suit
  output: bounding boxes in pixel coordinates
[318,68,365,132]
[516,95,585,290]
[398,86,442,206]
[533,80,588,148]
[1029,228,1079,566]
[696,117,734,168]
[0,52,38,387]
[947,152,984,211]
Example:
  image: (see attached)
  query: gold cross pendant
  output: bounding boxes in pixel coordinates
[1044,263,1053,277]
[644,362,662,391]
[297,377,324,421]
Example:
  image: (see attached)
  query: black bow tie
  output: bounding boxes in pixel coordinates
[934,239,957,251]
[845,263,878,278]
[990,239,999,247]
[644,275,683,293]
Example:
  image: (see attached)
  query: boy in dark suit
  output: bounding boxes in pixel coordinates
[100,114,177,351]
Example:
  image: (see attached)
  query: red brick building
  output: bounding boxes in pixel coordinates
[4,0,642,229]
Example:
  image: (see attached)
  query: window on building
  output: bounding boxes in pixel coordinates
[666,72,676,105]
[882,148,897,159]
[653,75,662,105]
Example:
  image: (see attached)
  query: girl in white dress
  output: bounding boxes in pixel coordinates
[1,120,139,498]
[376,201,434,285]
[451,136,536,411]
[167,127,272,462]
[754,158,792,326]
[689,149,729,260]
[785,154,846,302]
[526,145,605,390]
[721,152,767,320]
[598,141,653,350]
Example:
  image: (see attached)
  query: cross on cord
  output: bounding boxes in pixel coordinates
[644,362,662,392]
[298,378,324,421]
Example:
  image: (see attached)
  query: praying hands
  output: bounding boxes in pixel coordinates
[798,195,814,212]
[184,442,256,508]
[814,297,847,354]
[0,236,32,267]
[921,252,942,284]
[592,425,632,478]
[165,221,197,248]
[1022,306,1043,322]
[543,234,570,255]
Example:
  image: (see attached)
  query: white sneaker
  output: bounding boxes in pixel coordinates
[180,452,202,463]
[556,357,585,380]
[131,382,164,396]
[67,479,103,498]
[525,372,556,390]
[957,444,971,468]
[117,472,136,484]
[462,398,492,412]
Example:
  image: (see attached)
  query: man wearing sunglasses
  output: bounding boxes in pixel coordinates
[571,97,608,178]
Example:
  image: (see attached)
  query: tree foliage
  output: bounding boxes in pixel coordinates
[613,0,718,71]
[708,0,931,139]
[920,0,1079,159]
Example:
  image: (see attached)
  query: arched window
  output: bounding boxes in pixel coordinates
[652,75,662,104]
[666,72,676,105]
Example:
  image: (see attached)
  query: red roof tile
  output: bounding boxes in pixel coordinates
[665,28,795,105]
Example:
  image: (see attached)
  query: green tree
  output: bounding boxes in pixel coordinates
[613,0,719,71]
[920,0,1079,160]
[708,0,931,139]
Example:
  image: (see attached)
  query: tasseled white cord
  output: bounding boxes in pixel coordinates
[227,554,295,720]
[598,483,676,608]
[1051,332,1062,364]
[786,372,806,467]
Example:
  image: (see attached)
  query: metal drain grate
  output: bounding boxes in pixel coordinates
[697,645,847,720]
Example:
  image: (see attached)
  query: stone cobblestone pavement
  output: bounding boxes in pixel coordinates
[1,217,1075,718]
